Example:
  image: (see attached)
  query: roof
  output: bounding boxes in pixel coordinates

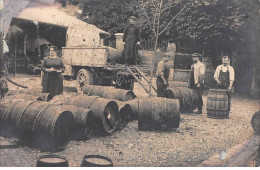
[17,7,109,35]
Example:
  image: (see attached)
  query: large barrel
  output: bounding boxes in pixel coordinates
[60,105,93,139]
[81,155,113,167]
[173,69,190,82]
[49,94,76,105]
[36,155,68,167]
[206,89,229,119]
[64,95,119,134]
[127,99,140,120]
[138,97,180,130]
[0,98,74,151]
[166,87,198,113]
[82,85,135,101]
[168,81,189,88]
[6,89,52,102]
[115,100,131,128]
[251,111,260,134]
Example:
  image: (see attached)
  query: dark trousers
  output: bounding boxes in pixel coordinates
[156,77,167,97]
[218,84,231,111]
[194,86,203,111]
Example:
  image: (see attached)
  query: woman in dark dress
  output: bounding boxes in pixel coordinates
[123,16,141,65]
[41,46,65,97]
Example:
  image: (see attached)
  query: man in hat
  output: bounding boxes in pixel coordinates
[189,53,205,114]
[123,16,141,65]
[156,53,170,97]
[214,55,235,112]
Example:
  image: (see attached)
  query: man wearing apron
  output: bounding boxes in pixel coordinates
[214,55,235,112]
[189,53,205,114]
[156,54,170,97]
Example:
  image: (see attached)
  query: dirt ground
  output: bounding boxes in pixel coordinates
[0,74,259,167]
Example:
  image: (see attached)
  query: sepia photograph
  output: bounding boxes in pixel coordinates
[0,0,259,167]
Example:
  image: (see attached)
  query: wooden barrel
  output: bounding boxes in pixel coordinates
[115,100,131,128]
[136,97,180,130]
[81,155,113,167]
[127,99,140,121]
[64,95,119,134]
[168,81,189,88]
[60,105,93,139]
[36,155,68,167]
[166,87,198,113]
[251,111,260,134]
[173,69,190,82]
[82,85,135,101]
[0,99,74,151]
[48,94,76,105]
[206,89,229,119]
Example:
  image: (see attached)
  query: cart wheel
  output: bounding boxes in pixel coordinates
[76,69,94,94]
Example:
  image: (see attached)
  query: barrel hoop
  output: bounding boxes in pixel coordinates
[85,96,99,109]
[206,108,229,111]
[176,87,185,104]
[86,86,93,96]
[33,103,53,132]
[16,101,37,128]
[207,98,228,101]
[50,108,63,136]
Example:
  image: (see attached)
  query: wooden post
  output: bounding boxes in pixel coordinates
[14,37,17,77]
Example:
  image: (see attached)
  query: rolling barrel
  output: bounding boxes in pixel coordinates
[251,111,260,134]
[81,155,113,167]
[206,89,229,119]
[0,98,74,151]
[48,94,75,105]
[127,99,140,120]
[166,87,198,113]
[36,155,68,167]
[60,105,93,139]
[115,100,131,128]
[64,95,119,134]
[129,97,180,130]
[82,85,135,101]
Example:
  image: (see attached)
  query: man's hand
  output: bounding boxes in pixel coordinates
[56,70,62,73]
[227,87,232,92]
[196,83,201,88]
[216,79,221,85]
[137,41,141,46]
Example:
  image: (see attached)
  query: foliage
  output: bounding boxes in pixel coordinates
[77,0,247,56]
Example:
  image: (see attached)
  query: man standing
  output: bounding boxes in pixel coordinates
[214,55,235,112]
[123,16,141,65]
[189,53,205,114]
[156,54,170,97]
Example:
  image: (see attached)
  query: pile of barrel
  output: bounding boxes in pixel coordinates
[0,84,182,151]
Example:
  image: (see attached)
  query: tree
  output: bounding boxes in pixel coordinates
[138,0,188,50]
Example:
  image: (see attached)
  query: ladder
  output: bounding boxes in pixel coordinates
[126,66,157,96]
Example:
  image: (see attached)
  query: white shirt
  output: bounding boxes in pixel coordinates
[191,61,205,84]
[214,65,235,81]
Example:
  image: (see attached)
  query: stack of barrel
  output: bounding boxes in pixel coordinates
[206,89,229,119]
[0,97,74,151]
[165,87,198,113]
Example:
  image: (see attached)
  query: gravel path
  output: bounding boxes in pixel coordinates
[0,74,259,167]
